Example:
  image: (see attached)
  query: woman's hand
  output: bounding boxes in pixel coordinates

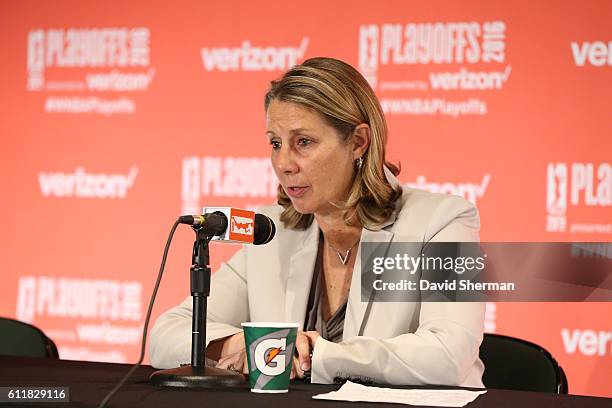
[207,331,245,359]
[208,332,249,374]
[290,330,321,379]
[215,348,249,374]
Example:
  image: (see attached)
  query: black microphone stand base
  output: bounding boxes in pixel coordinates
[150,224,246,389]
[150,365,247,388]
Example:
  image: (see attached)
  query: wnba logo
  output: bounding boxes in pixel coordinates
[547,163,568,232]
[359,25,379,87]
[253,338,287,376]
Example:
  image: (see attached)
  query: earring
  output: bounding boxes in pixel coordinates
[356,156,363,170]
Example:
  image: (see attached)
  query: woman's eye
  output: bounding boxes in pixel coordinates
[270,141,281,150]
[297,138,312,146]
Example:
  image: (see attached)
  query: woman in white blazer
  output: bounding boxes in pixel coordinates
[150,57,485,387]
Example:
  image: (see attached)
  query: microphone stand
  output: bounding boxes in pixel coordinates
[150,224,246,388]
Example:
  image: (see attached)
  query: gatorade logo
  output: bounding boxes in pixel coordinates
[247,328,295,390]
[254,338,287,376]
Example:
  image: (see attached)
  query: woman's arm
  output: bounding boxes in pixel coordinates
[310,302,484,386]
[149,246,250,369]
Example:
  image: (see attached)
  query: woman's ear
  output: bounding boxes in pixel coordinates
[352,123,371,159]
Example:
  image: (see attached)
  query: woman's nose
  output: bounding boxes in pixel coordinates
[274,146,299,175]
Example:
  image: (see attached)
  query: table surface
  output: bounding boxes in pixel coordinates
[0,356,610,408]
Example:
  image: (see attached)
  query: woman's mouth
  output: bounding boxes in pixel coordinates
[286,186,309,198]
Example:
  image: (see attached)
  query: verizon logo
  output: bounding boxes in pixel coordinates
[571,41,611,67]
[200,37,309,72]
[38,166,138,198]
[429,66,512,90]
[85,68,156,91]
[405,174,491,206]
[561,329,611,356]
[76,322,141,345]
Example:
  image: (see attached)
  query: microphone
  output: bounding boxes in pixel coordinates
[179,208,276,245]
[253,213,276,245]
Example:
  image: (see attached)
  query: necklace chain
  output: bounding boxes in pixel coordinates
[328,240,360,265]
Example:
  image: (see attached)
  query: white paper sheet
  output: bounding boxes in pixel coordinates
[312,381,487,407]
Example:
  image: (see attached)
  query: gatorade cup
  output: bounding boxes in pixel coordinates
[241,322,299,393]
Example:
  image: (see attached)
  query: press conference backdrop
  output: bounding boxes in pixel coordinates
[0,0,610,397]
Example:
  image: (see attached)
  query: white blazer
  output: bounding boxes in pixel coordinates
[149,186,485,387]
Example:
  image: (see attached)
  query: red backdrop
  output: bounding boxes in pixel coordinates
[0,0,610,397]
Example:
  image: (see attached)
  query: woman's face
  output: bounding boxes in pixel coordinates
[266,100,357,217]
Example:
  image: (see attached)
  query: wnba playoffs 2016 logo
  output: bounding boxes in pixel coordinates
[358,21,508,89]
[546,162,611,234]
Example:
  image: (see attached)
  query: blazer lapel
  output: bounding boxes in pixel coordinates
[344,227,395,339]
[284,219,320,327]
[344,189,403,339]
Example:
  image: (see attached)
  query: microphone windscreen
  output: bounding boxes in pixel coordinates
[254,213,276,245]
[206,211,229,236]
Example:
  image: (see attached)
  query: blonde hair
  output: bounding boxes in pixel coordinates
[265,57,402,230]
